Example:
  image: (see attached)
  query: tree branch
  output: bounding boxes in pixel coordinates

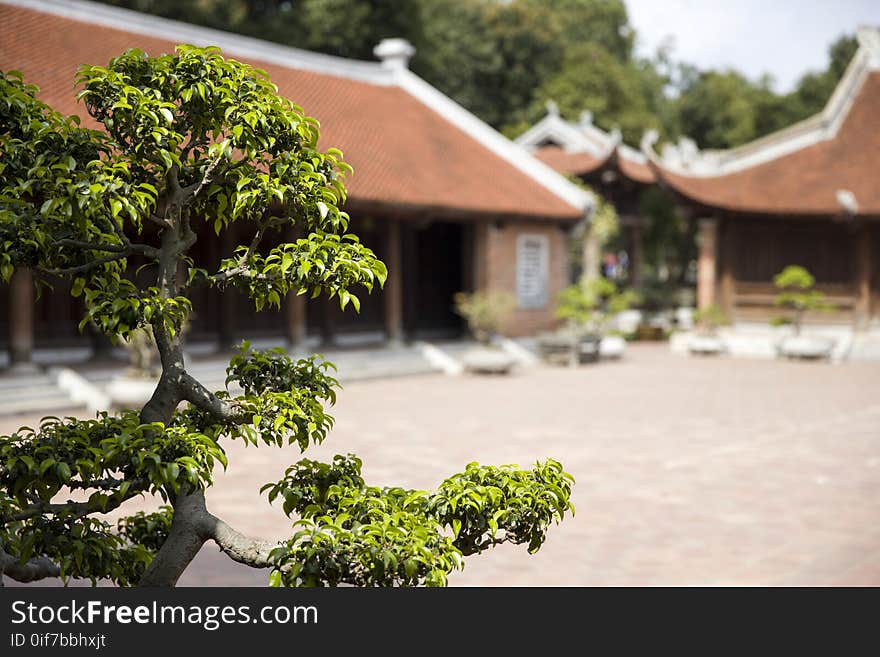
[56,238,127,253]
[178,373,248,424]
[35,252,129,277]
[55,238,159,259]
[180,155,225,204]
[203,515,278,569]
[0,549,61,584]
[5,484,146,525]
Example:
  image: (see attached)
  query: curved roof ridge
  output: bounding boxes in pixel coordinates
[650,26,880,178]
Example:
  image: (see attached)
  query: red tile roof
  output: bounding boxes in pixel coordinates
[615,153,655,185]
[652,72,880,217]
[535,144,656,185]
[0,3,582,221]
[534,145,603,176]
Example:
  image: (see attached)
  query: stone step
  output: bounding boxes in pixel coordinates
[0,398,85,419]
[0,377,84,417]
[0,383,75,404]
[0,372,56,390]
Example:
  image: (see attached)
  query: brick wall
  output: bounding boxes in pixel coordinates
[473,221,570,337]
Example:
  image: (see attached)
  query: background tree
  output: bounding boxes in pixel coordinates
[0,47,573,587]
[95,1,858,149]
[512,42,665,144]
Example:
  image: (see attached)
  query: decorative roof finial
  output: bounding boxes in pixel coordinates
[579,110,593,127]
[856,26,880,69]
[545,99,559,117]
[373,38,416,70]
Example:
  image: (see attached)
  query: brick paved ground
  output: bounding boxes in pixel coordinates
[4,344,879,586]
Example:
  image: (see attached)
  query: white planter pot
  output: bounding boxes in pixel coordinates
[777,336,835,360]
[599,335,627,359]
[688,334,726,355]
[614,310,642,335]
[461,347,517,375]
[109,376,158,408]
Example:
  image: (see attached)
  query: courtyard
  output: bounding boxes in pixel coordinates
[5,343,879,587]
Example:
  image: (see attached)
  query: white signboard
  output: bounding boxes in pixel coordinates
[516,234,549,309]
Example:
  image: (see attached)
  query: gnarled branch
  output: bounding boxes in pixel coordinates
[0,549,61,584]
[179,373,248,424]
[203,515,278,569]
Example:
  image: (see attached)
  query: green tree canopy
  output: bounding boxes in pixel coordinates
[96,1,858,149]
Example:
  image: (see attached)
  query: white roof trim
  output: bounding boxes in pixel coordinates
[652,26,880,177]
[5,0,591,215]
[515,109,648,166]
[1,0,395,85]
[515,112,608,157]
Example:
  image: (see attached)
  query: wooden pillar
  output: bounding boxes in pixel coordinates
[285,293,307,349]
[383,219,403,344]
[9,268,36,371]
[696,218,718,311]
[580,221,601,285]
[284,226,307,349]
[401,224,419,336]
[87,320,114,361]
[318,297,335,347]
[856,224,872,330]
[718,220,735,320]
[629,222,643,288]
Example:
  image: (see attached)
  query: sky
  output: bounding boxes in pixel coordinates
[625,0,880,91]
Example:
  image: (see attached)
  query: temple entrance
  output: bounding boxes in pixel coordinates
[404,221,465,339]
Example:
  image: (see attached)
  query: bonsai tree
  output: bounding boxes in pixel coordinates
[555,278,638,336]
[549,278,638,364]
[0,49,572,587]
[772,265,835,335]
[453,290,515,344]
[692,304,728,336]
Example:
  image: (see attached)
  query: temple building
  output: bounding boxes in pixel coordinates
[515,103,657,287]
[641,26,880,330]
[0,0,591,369]
[519,27,880,332]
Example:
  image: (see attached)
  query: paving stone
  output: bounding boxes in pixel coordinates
[3,343,879,586]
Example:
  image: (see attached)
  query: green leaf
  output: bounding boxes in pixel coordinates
[70,278,86,298]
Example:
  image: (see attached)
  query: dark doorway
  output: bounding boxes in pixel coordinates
[404,221,464,339]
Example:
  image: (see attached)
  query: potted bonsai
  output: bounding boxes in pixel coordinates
[595,279,640,358]
[453,290,518,374]
[688,304,728,355]
[772,265,836,359]
[539,278,637,365]
[539,283,601,366]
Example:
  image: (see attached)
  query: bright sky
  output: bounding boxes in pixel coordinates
[625,0,880,91]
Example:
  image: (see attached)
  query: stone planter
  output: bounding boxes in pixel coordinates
[536,332,600,365]
[108,375,158,409]
[777,335,835,360]
[461,346,517,375]
[688,334,726,356]
[599,335,627,359]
